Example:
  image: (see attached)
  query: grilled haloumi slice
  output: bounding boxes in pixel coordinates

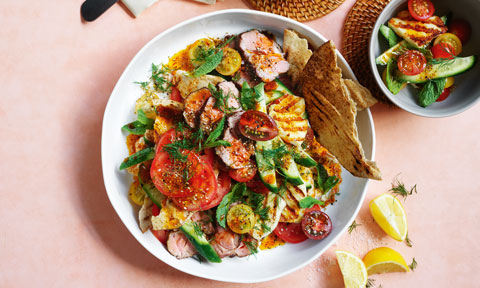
[388,16,447,48]
[151,198,192,230]
[269,94,309,146]
[251,192,286,240]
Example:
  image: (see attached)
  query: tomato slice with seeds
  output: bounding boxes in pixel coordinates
[408,0,434,21]
[171,160,219,211]
[229,161,257,182]
[398,50,427,76]
[274,222,308,243]
[238,110,278,141]
[431,43,456,59]
[301,210,332,240]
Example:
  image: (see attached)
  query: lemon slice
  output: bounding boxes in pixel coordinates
[363,247,410,275]
[369,193,407,241]
[335,250,368,288]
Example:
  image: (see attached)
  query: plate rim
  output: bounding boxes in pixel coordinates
[101,8,376,283]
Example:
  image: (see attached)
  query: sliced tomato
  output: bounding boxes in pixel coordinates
[170,86,182,102]
[301,210,332,240]
[408,0,434,21]
[398,50,427,76]
[238,110,278,141]
[156,128,178,153]
[200,171,232,210]
[229,162,257,182]
[448,19,472,45]
[151,229,169,245]
[200,148,215,167]
[274,222,308,244]
[170,159,218,211]
[436,87,451,102]
[151,149,216,200]
[431,43,455,59]
[434,33,462,56]
[246,175,270,194]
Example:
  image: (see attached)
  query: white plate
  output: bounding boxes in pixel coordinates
[101,9,376,283]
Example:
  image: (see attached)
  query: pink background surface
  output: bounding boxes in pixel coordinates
[1,0,479,287]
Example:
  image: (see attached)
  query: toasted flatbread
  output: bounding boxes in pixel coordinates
[283,29,312,85]
[341,79,377,111]
[301,41,381,180]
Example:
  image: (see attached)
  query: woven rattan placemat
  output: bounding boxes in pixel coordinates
[343,0,393,103]
[248,0,346,22]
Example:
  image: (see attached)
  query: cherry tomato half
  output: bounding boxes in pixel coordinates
[398,50,427,76]
[436,87,451,102]
[229,162,257,182]
[238,110,278,141]
[156,128,178,153]
[434,33,462,56]
[170,86,182,103]
[448,19,472,45]
[274,222,308,244]
[431,43,456,59]
[408,0,434,21]
[301,210,332,240]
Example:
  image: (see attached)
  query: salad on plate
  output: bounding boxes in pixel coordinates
[376,0,477,107]
[119,29,354,263]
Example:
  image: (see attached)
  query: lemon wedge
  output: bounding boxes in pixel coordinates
[369,193,407,241]
[336,250,368,288]
[363,247,410,274]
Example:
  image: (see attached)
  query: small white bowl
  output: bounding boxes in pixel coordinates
[369,0,480,117]
[102,9,376,283]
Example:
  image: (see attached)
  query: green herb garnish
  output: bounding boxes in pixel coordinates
[216,183,246,228]
[119,147,155,170]
[418,78,446,107]
[348,220,362,234]
[390,176,417,201]
[298,196,324,209]
[121,109,154,135]
[409,257,417,271]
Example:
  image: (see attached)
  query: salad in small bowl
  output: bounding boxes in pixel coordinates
[370,0,480,117]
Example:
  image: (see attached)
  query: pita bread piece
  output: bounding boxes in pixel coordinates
[301,41,381,180]
[283,29,312,85]
[341,79,377,111]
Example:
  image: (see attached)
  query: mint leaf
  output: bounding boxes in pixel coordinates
[298,196,324,209]
[418,78,446,107]
[193,50,224,77]
[216,183,246,228]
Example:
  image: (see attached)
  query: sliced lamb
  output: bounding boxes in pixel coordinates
[190,211,215,235]
[218,81,241,112]
[166,231,197,260]
[215,112,254,169]
[199,97,223,133]
[239,30,289,82]
[210,226,240,258]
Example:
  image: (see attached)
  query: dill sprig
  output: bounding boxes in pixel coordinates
[409,257,418,271]
[405,232,413,247]
[366,278,376,288]
[193,222,203,237]
[151,63,173,93]
[348,220,362,234]
[243,239,258,257]
[389,176,417,201]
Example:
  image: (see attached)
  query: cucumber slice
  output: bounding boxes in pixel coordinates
[266,90,284,104]
[292,146,317,167]
[379,24,399,48]
[255,140,278,193]
[272,138,303,186]
[180,221,222,263]
[274,78,293,95]
[375,41,406,65]
[385,60,405,95]
[141,181,165,208]
[397,56,477,83]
